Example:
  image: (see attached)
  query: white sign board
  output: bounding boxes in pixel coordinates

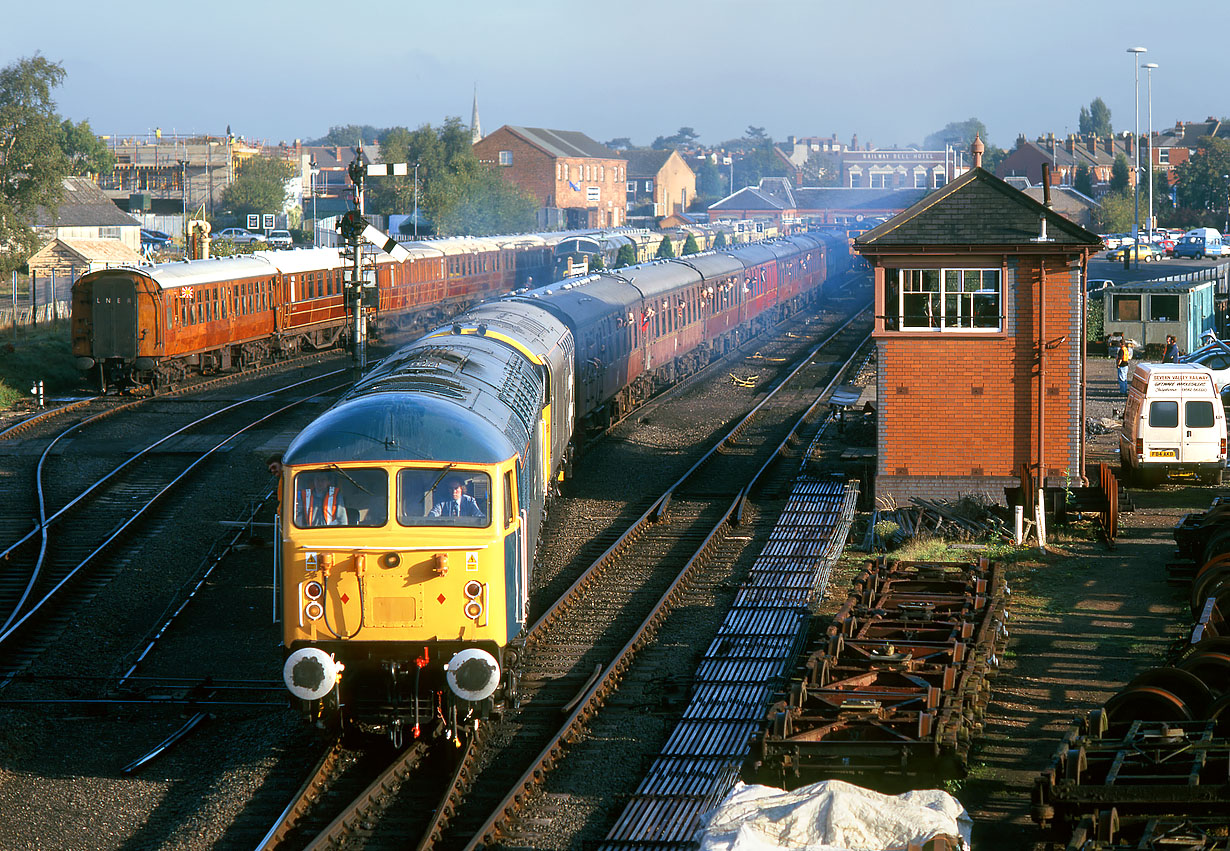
[263,214,275,231]
[247,214,259,230]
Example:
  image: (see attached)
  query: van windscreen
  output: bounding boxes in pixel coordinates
[1149,400,1179,428]
[1186,400,1216,429]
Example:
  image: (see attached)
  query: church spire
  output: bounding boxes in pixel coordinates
[470,85,482,145]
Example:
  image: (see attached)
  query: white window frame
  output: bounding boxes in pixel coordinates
[891,267,1002,332]
[499,150,513,166]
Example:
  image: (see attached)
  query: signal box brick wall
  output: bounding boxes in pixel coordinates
[874,257,1083,505]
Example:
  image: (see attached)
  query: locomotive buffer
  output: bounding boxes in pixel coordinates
[338,155,412,371]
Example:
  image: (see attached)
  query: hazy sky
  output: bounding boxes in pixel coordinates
[5,0,1221,151]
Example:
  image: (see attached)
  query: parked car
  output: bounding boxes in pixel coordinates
[140,228,172,249]
[1181,342,1230,391]
[1106,243,1162,262]
[215,227,267,245]
[267,229,293,249]
[1086,278,1114,298]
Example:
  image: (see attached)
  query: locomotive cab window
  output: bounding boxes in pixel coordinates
[293,468,388,528]
[398,469,491,527]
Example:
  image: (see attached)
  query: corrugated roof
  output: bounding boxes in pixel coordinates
[855,167,1101,248]
[792,187,930,211]
[505,126,620,160]
[36,177,140,227]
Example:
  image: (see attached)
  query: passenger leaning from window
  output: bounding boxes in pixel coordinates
[297,470,348,527]
[430,477,483,519]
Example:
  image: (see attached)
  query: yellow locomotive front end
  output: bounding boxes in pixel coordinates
[280,456,528,739]
[274,303,575,741]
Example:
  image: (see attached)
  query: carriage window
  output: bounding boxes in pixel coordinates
[293,468,388,529]
[397,469,491,527]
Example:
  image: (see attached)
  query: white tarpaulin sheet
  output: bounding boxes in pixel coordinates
[697,779,972,851]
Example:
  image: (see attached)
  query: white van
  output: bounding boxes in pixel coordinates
[1120,363,1227,486]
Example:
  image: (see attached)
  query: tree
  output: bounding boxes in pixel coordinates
[0,55,69,275]
[694,158,726,200]
[1175,137,1230,214]
[367,117,537,236]
[681,233,700,255]
[1110,154,1131,193]
[589,254,605,271]
[1092,189,1135,233]
[713,231,727,249]
[60,118,113,176]
[1078,98,1113,137]
[219,155,294,217]
[923,118,989,152]
[604,137,633,150]
[981,144,1008,175]
[310,124,385,146]
[800,151,842,186]
[745,126,771,147]
[427,166,536,236]
[655,236,675,258]
[614,243,637,268]
[1074,164,1094,196]
[651,126,700,150]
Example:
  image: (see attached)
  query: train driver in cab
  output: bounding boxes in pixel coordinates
[430,477,484,519]
[296,469,349,527]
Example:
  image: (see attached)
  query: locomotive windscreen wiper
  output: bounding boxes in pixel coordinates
[328,463,376,495]
[428,463,456,494]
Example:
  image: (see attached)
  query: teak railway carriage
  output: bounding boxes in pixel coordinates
[277,230,853,742]
[70,232,575,392]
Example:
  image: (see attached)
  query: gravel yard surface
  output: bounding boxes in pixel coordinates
[0,348,1212,850]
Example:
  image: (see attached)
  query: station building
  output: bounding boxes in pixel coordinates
[854,143,1102,505]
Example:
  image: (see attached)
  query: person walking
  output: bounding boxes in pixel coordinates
[1163,335,1180,364]
[1116,338,1133,395]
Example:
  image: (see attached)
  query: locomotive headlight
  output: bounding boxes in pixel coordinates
[283,648,343,701]
[463,580,485,621]
[303,580,323,600]
[304,600,324,621]
[445,648,500,702]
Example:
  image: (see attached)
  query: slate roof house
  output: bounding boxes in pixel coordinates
[855,144,1102,506]
[624,149,696,219]
[35,176,142,253]
[473,126,627,229]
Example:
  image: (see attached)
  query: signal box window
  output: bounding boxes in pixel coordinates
[398,469,491,527]
[883,268,1001,332]
[293,468,387,528]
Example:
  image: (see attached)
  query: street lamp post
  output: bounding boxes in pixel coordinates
[1128,46,1147,270]
[413,162,420,239]
[1143,62,1158,244]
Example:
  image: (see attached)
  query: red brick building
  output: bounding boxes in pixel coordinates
[473,126,626,230]
[854,158,1101,505]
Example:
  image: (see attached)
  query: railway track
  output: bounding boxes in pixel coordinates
[0,370,351,681]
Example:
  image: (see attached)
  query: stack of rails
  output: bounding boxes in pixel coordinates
[1029,503,1230,848]
[748,557,1010,787]
[595,476,859,851]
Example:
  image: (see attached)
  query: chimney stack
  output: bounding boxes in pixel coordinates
[971,134,984,169]
[1042,163,1053,207]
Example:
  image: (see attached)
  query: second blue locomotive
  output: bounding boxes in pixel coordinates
[277,231,853,741]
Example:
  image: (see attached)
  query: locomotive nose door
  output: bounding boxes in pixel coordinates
[92,276,138,360]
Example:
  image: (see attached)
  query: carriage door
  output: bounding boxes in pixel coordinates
[93,276,138,360]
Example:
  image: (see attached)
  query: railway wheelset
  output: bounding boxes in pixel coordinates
[1029,497,1230,848]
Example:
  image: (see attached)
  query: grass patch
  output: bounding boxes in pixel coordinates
[0,321,80,411]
